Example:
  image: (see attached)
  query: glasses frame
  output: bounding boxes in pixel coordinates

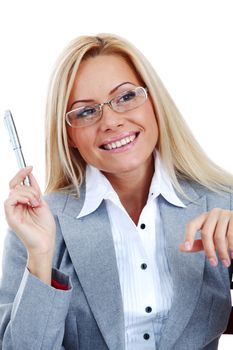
[65,86,148,128]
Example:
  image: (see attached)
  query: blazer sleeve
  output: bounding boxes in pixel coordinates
[0,228,72,350]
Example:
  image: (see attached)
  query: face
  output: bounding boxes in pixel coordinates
[67,54,159,178]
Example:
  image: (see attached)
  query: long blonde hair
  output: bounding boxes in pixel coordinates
[44,33,233,198]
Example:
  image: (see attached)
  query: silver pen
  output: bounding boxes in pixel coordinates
[4,110,30,186]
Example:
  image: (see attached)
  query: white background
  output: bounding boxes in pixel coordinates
[0,0,233,347]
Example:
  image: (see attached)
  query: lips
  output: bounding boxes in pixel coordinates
[100,132,139,150]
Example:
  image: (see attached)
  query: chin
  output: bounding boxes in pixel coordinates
[101,159,144,175]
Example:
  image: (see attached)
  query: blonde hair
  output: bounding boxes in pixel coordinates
[44,33,233,198]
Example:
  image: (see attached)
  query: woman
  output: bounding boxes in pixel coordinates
[1,33,233,350]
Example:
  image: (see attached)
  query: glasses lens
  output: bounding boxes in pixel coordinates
[66,105,101,128]
[112,87,147,112]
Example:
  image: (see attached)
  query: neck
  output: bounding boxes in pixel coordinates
[103,156,154,225]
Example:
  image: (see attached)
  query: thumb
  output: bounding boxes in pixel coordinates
[28,171,43,197]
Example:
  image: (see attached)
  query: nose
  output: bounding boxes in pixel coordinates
[99,104,124,131]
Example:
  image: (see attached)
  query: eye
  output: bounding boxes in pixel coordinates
[75,106,98,118]
[118,90,136,104]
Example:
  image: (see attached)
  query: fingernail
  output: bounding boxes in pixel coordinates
[222,259,230,268]
[209,257,218,267]
[184,241,191,251]
[31,200,40,207]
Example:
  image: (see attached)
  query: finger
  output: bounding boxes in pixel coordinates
[226,214,233,259]
[183,212,208,251]
[198,208,222,266]
[7,193,41,208]
[179,239,204,252]
[27,172,43,196]
[6,189,41,208]
[9,166,33,189]
[14,182,41,201]
[213,210,231,267]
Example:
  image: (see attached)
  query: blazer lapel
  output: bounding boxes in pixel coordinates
[55,180,207,350]
[57,190,125,350]
[158,182,207,350]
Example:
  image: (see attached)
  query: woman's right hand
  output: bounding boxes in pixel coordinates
[4,166,56,258]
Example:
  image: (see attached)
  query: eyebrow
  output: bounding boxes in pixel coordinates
[70,81,135,109]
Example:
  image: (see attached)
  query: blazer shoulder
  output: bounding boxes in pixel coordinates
[43,191,70,214]
[181,179,232,209]
[43,188,85,217]
[179,177,231,195]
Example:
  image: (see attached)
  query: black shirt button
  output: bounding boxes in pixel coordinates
[141,263,147,270]
[145,306,152,313]
[143,333,150,340]
[140,223,146,229]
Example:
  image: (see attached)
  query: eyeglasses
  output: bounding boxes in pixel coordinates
[65,86,148,128]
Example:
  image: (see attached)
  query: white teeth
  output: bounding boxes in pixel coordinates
[121,138,127,145]
[103,134,136,150]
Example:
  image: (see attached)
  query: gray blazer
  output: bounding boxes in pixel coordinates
[0,179,232,350]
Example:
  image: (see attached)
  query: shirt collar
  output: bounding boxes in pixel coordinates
[150,151,186,208]
[77,151,186,219]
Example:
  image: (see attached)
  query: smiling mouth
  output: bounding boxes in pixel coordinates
[100,133,139,150]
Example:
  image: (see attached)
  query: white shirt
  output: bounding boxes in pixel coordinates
[78,151,185,349]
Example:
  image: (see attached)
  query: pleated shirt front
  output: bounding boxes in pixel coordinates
[78,152,185,349]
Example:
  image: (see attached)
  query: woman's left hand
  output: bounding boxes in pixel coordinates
[179,208,233,267]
